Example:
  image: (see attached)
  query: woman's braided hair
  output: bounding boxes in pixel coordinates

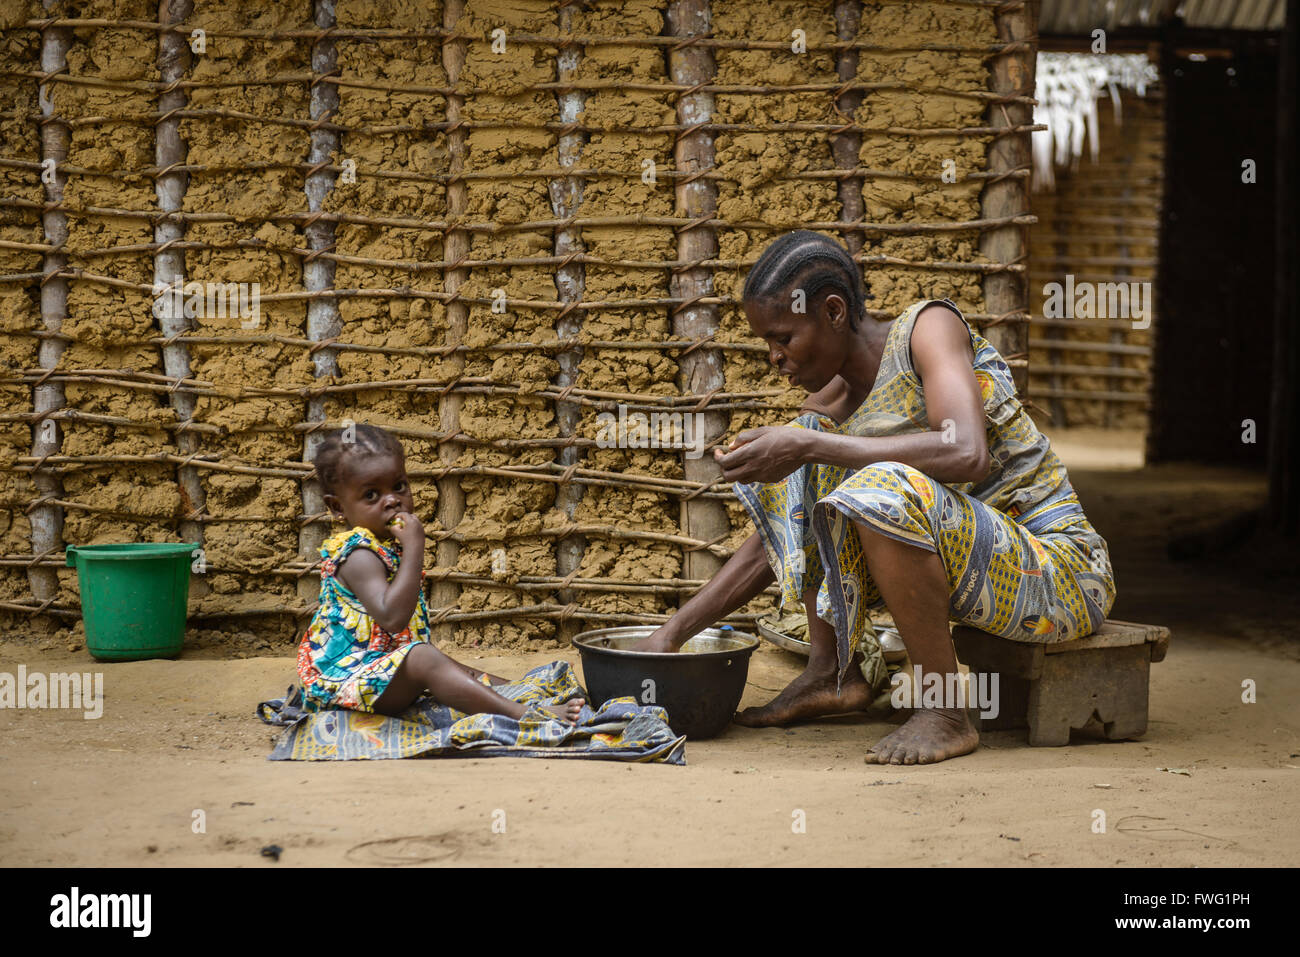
[741,230,868,330]
[312,424,405,499]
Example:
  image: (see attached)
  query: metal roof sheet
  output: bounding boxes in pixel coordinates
[1039,0,1286,33]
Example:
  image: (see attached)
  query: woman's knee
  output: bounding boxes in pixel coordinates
[823,463,937,538]
[859,460,923,483]
[836,461,933,509]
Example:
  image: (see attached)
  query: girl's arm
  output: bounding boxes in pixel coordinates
[343,556,511,681]
[337,515,425,634]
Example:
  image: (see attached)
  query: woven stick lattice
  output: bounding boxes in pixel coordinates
[0,2,1039,639]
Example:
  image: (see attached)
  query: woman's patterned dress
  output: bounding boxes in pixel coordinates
[736,299,1117,686]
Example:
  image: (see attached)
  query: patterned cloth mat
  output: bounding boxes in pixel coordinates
[257,660,686,764]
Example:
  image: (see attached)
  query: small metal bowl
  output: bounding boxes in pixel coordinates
[571,625,760,739]
[756,620,910,663]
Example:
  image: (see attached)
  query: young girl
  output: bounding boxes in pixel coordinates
[297,424,584,725]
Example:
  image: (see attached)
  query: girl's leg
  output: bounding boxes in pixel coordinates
[446,654,509,686]
[734,585,874,726]
[854,522,978,765]
[373,644,583,723]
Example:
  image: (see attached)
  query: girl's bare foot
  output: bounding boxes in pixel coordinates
[540,697,585,725]
[864,707,979,765]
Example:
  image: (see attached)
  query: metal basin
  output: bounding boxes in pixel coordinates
[572,626,760,739]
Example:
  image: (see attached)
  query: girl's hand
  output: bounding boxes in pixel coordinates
[389,510,425,550]
[713,427,809,484]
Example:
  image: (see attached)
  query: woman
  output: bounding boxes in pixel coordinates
[636,231,1115,764]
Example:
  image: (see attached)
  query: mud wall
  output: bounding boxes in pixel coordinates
[853,1,995,314]
[565,0,682,631]
[1029,87,1162,430]
[712,0,840,564]
[56,0,170,614]
[323,0,446,598]
[180,1,313,631]
[448,0,560,647]
[0,1,42,618]
[0,0,1028,649]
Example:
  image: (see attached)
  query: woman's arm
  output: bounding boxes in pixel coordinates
[638,533,775,652]
[716,305,991,486]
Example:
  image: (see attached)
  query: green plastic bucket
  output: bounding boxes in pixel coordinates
[65,542,198,662]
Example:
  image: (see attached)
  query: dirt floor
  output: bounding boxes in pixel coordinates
[2,428,1298,867]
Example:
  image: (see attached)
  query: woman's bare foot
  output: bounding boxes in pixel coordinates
[734,658,874,727]
[540,698,585,725]
[864,707,978,765]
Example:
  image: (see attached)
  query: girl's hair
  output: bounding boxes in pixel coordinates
[312,424,405,497]
[741,230,868,329]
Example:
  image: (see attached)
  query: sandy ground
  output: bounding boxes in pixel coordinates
[2,429,1298,867]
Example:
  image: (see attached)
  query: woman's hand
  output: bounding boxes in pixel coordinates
[628,534,775,654]
[632,623,678,653]
[713,426,809,485]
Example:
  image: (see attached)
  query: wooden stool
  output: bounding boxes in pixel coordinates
[951,619,1171,746]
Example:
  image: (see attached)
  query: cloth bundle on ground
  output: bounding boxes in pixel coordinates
[257,660,686,764]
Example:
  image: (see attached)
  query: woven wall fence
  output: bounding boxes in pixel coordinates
[1029,85,1161,429]
[0,0,1037,649]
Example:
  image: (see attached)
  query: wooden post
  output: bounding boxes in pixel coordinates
[979,0,1037,395]
[832,1,865,259]
[1106,175,1133,429]
[667,0,728,583]
[28,3,71,610]
[433,0,469,635]
[1046,201,1068,425]
[550,1,587,620]
[299,0,342,610]
[154,0,206,596]
[1269,0,1298,536]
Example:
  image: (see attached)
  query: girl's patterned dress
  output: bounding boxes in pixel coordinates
[296,525,433,713]
[736,298,1117,687]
